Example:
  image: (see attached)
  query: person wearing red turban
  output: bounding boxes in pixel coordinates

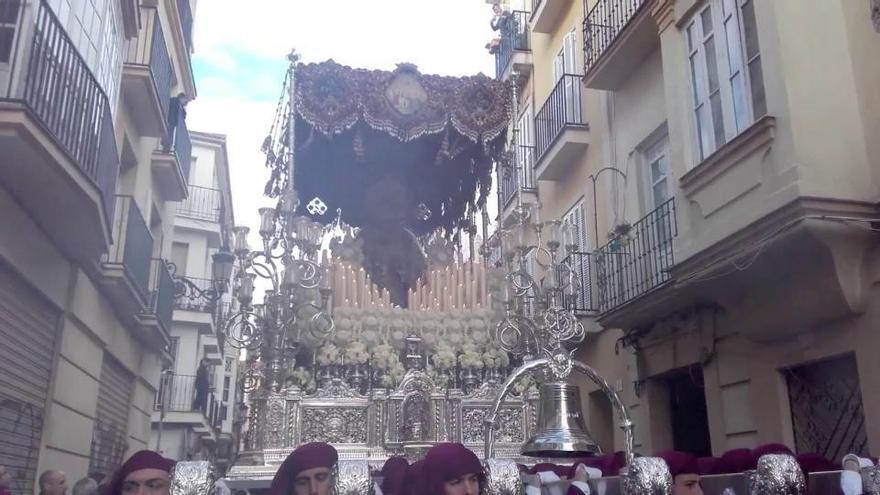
[270,442,338,495]
[657,451,702,495]
[424,443,485,495]
[107,451,175,495]
[380,457,409,495]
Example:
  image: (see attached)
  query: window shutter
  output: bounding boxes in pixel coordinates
[89,356,133,477]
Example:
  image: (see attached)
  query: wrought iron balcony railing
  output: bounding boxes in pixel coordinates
[494,10,531,79]
[8,0,120,223]
[105,196,154,299]
[156,374,220,429]
[174,276,214,312]
[499,145,537,208]
[124,6,174,124]
[562,251,598,315]
[162,98,192,183]
[535,74,585,162]
[177,185,222,222]
[147,259,175,333]
[177,0,193,51]
[583,0,648,73]
[595,197,677,313]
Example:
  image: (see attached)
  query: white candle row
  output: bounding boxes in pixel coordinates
[407,263,489,311]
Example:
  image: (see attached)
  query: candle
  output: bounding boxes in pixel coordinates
[358,268,366,307]
[470,279,478,309]
[480,263,487,305]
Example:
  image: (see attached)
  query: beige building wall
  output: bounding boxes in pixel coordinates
[495,0,880,459]
[0,0,199,489]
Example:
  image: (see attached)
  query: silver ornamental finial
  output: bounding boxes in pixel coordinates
[287,49,300,63]
[169,461,215,495]
[621,457,673,495]
[749,454,805,495]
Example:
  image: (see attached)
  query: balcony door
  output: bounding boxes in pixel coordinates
[553,26,581,124]
[641,137,673,289]
[516,106,535,189]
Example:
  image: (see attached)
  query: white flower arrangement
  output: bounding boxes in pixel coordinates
[381,360,406,388]
[512,373,537,396]
[344,341,370,364]
[482,348,510,369]
[316,343,343,366]
[371,343,399,371]
[431,344,457,370]
[459,344,484,369]
[288,366,316,393]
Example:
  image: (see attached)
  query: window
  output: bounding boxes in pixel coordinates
[553,26,581,124]
[644,137,670,212]
[222,375,231,402]
[171,242,189,277]
[0,0,21,63]
[169,337,180,365]
[515,105,535,188]
[562,199,589,251]
[686,0,765,161]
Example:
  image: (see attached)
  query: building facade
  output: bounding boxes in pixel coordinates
[150,131,239,474]
[0,0,197,492]
[491,0,880,461]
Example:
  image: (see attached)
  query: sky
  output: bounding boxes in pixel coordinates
[185,0,498,243]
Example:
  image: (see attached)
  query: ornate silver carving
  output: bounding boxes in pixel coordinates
[462,407,523,443]
[170,461,215,495]
[749,454,805,495]
[336,460,372,495]
[621,457,672,495]
[312,380,363,398]
[863,465,880,495]
[301,407,368,443]
[266,396,286,448]
[483,459,521,495]
[307,197,328,215]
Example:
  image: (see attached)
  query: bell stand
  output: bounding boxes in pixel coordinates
[483,357,635,467]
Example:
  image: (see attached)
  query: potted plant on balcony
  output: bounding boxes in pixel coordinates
[607,222,632,252]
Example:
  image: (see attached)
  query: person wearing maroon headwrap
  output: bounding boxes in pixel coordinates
[270,442,338,495]
[380,457,409,495]
[750,443,792,465]
[107,450,175,495]
[716,448,755,474]
[402,460,426,495]
[695,457,721,476]
[424,443,485,495]
[657,451,702,495]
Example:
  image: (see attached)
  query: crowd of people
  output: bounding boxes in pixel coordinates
[1,441,874,495]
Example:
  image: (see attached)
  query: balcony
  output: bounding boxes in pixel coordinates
[99,196,154,315]
[534,74,589,181]
[121,6,175,138]
[495,10,532,81]
[136,258,175,349]
[152,99,191,201]
[595,197,677,314]
[0,0,119,262]
[529,0,569,34]
[498,145,538,226]
[177,185,223,223]
[562,251,598,315]
[582,0,659,89]
[155,374,222,435]
[174,276,214,312]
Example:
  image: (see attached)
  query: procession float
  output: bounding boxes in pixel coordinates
[161,53,879,495]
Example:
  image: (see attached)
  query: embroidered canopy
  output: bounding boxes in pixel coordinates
[263,60,512,236]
